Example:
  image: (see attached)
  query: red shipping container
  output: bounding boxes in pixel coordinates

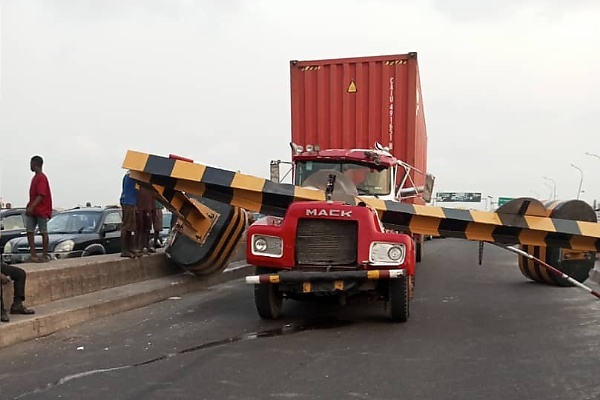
[290,52,428,194]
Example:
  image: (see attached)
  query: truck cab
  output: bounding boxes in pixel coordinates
[268,142,434,261]
[273,142,431,203]
[246,154,419,322]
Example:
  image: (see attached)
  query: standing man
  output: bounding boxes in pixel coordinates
[120,171,139,258]
[152,198,164,248]
[26,155,53,263]
[136,187,155,254]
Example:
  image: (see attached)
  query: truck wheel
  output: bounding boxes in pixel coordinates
[254,267,283,320]
[416,241,423,263]
[388,276,409,323]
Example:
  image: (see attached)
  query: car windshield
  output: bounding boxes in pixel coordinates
[47,211,102,234]
[0,213,25,231]
[295,161,391,196]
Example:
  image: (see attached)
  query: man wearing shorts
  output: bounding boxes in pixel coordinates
[26,155,53,263]
[120,171,139,258]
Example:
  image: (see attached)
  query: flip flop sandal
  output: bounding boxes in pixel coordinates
[120,252,136,259]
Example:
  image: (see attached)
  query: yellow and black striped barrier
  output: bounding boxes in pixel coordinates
[122,150,600,282]
[517,200,597,286]
[123,150,600,250]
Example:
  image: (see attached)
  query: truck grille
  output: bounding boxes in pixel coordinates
[295,219,358,266]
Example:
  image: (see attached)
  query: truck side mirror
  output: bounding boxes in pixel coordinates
[422,174,436,203]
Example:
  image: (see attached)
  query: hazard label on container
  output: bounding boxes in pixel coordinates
[347,80,357,93]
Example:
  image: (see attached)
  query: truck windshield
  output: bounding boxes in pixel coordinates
[295,161,391,196]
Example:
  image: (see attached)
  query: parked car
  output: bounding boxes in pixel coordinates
[1,208,59,255]
[150,211,172,247]
[2,206,122,264]
[0,208,28,255]
[248,212,266,225]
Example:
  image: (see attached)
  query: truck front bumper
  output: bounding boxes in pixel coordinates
[245,269,406,284]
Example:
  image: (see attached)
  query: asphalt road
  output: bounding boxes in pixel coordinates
[1,239,599,400]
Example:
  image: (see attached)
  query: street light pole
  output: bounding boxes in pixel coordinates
[570,163,584,200]
[585,152,600,161]
[543,183,553,200]
[543,176,557,200]
[585,152,600,208]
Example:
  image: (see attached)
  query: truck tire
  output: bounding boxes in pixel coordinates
[254,267,283,320]
[416,241,423,263]
[388,276,409,323]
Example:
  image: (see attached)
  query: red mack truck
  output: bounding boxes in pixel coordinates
[245,52,434,322]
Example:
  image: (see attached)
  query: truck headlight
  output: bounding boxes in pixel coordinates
[251,235,283,258]
[55,240,75,253]
[254,238,267,252]
[370,242,406,264]
[388,246,403,261]
[4,242,11,254]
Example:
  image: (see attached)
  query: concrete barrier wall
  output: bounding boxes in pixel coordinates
[2,235,247,310]
[2,253,179,308]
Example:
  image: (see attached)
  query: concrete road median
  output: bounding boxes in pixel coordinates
[0,249,253,349]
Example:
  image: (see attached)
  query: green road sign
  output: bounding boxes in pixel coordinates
[497,197,514,207]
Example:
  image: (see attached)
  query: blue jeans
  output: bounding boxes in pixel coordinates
[25,215,48,233]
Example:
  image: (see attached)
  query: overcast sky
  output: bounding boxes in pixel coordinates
[1,0,599,210]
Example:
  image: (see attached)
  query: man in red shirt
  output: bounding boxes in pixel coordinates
[26,155,53,263]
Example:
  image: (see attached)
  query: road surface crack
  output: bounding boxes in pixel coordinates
[13,318,351,399]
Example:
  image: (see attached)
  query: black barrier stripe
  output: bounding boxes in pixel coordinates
[161,187,177,203]
[144,154,176,177]
[380,210,414,231]
[544,247,563,286]
[201,167,235,205]
[260,180,297,216]
[437,219,469,239]
[203,184,234,206]
[441,208,475,223]
[496,213,530,230]
[551,219,584,236]
[531,245,546,283]
[518,245,536,282]
[490,226,523,245]
[201,166,236,186]
[208,208,247,275]
[544,232,574,249]
[192,207,246,276]
[149,174,178,190]
[379,202,417,231]
[382,200,417,215]
[436,208,473,239]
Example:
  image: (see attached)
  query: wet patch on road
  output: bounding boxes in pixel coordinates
[13,317,352,399]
